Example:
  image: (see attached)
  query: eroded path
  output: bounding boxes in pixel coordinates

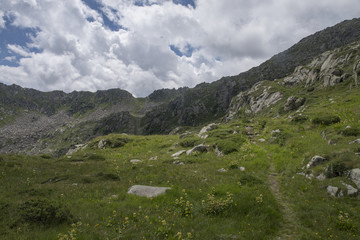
[268,161,300,240]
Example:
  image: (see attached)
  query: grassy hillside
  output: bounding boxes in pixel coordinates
[1,76,360,239]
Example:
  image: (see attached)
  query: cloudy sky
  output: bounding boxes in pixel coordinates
[0,0,359,97]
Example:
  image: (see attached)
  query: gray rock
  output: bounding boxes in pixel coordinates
[98,139,106,149]
[258,138,266,142]
[306,155,327,168]
[218,168,227,173]
[327,186,339,197]
[239,167,245,171]
[171,150,186,158]
[349,139,360,144]
[127,185,171,198]
[130,159,142,163]
[149,156,158,161]
[186,144,209,155]
[350,168,360,189]
[316,173,326,181]
[342,182,358,197]
[173,160,184,165]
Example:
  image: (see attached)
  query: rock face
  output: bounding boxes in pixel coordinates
[127,185,171,198]
[306,156,327,168]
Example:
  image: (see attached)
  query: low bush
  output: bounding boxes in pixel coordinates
[340,128,360,137]
[312,115,340,125]
[291,115,308,123]
[179,135,202,148]
[216,140,239,154]
[20,199,73,225]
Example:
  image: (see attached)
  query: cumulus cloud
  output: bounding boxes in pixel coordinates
[0,0,360,96]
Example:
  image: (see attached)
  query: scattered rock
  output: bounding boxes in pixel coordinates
[127,185,171,198]
[239,167,245,171]
[258,138,266,142]
[350,168,360,189]
[149,156,158,161]
[72,183,78,186]
[130,159,142,164]
[173,161,184,165]
[296,172,313,179]
[111,195,118,198]
[186,144,209,155]
[218,168,227,173]
[342,182,358,197]
[98,139,106,149]
[306,155,327,168]
[271,129,281,135]
[316,173,326,181]
[349,139,360,144]
[171,150,186,158]
[346,125,351,129]
[327,186,339,197]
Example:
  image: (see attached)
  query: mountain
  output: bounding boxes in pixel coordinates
[1,18,360,155]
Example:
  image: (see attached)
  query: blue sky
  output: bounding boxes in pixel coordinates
[0,0,359,97]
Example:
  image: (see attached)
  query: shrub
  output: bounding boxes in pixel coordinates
[291,115,308,123]
[216,140,239,154]
[87,154,106,161]
[20,199,73,225]
[312,115,340,125]
[340,128,360,137]
[179,136,201,148]
[325,161,348,178]
[202,189,234,215]
[107,137,131,148]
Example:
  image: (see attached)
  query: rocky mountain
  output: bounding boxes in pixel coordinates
[1,17,360,155]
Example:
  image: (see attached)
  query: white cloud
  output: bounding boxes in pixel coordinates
[1,0,360,96]
[0,11,5,29]
[8,44,32,57]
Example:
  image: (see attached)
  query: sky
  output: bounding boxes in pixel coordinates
[0,0,359,97]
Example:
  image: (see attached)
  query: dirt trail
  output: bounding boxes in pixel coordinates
[268,162,300,240]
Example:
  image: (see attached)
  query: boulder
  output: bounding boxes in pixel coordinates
[349,139,360,144]
[218,168,227,173]
[350,168,360,189]
[342,182,358,197]
[186,144,209,155]
[171,150,186,158]
[327,186,338,197]
[306,155,327,168]
[239,167,245,171]
[316,173,326,181]
[284,96,306,112]
[127,185,171,198]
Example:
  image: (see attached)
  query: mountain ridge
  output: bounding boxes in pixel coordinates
[1,17,360,155]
